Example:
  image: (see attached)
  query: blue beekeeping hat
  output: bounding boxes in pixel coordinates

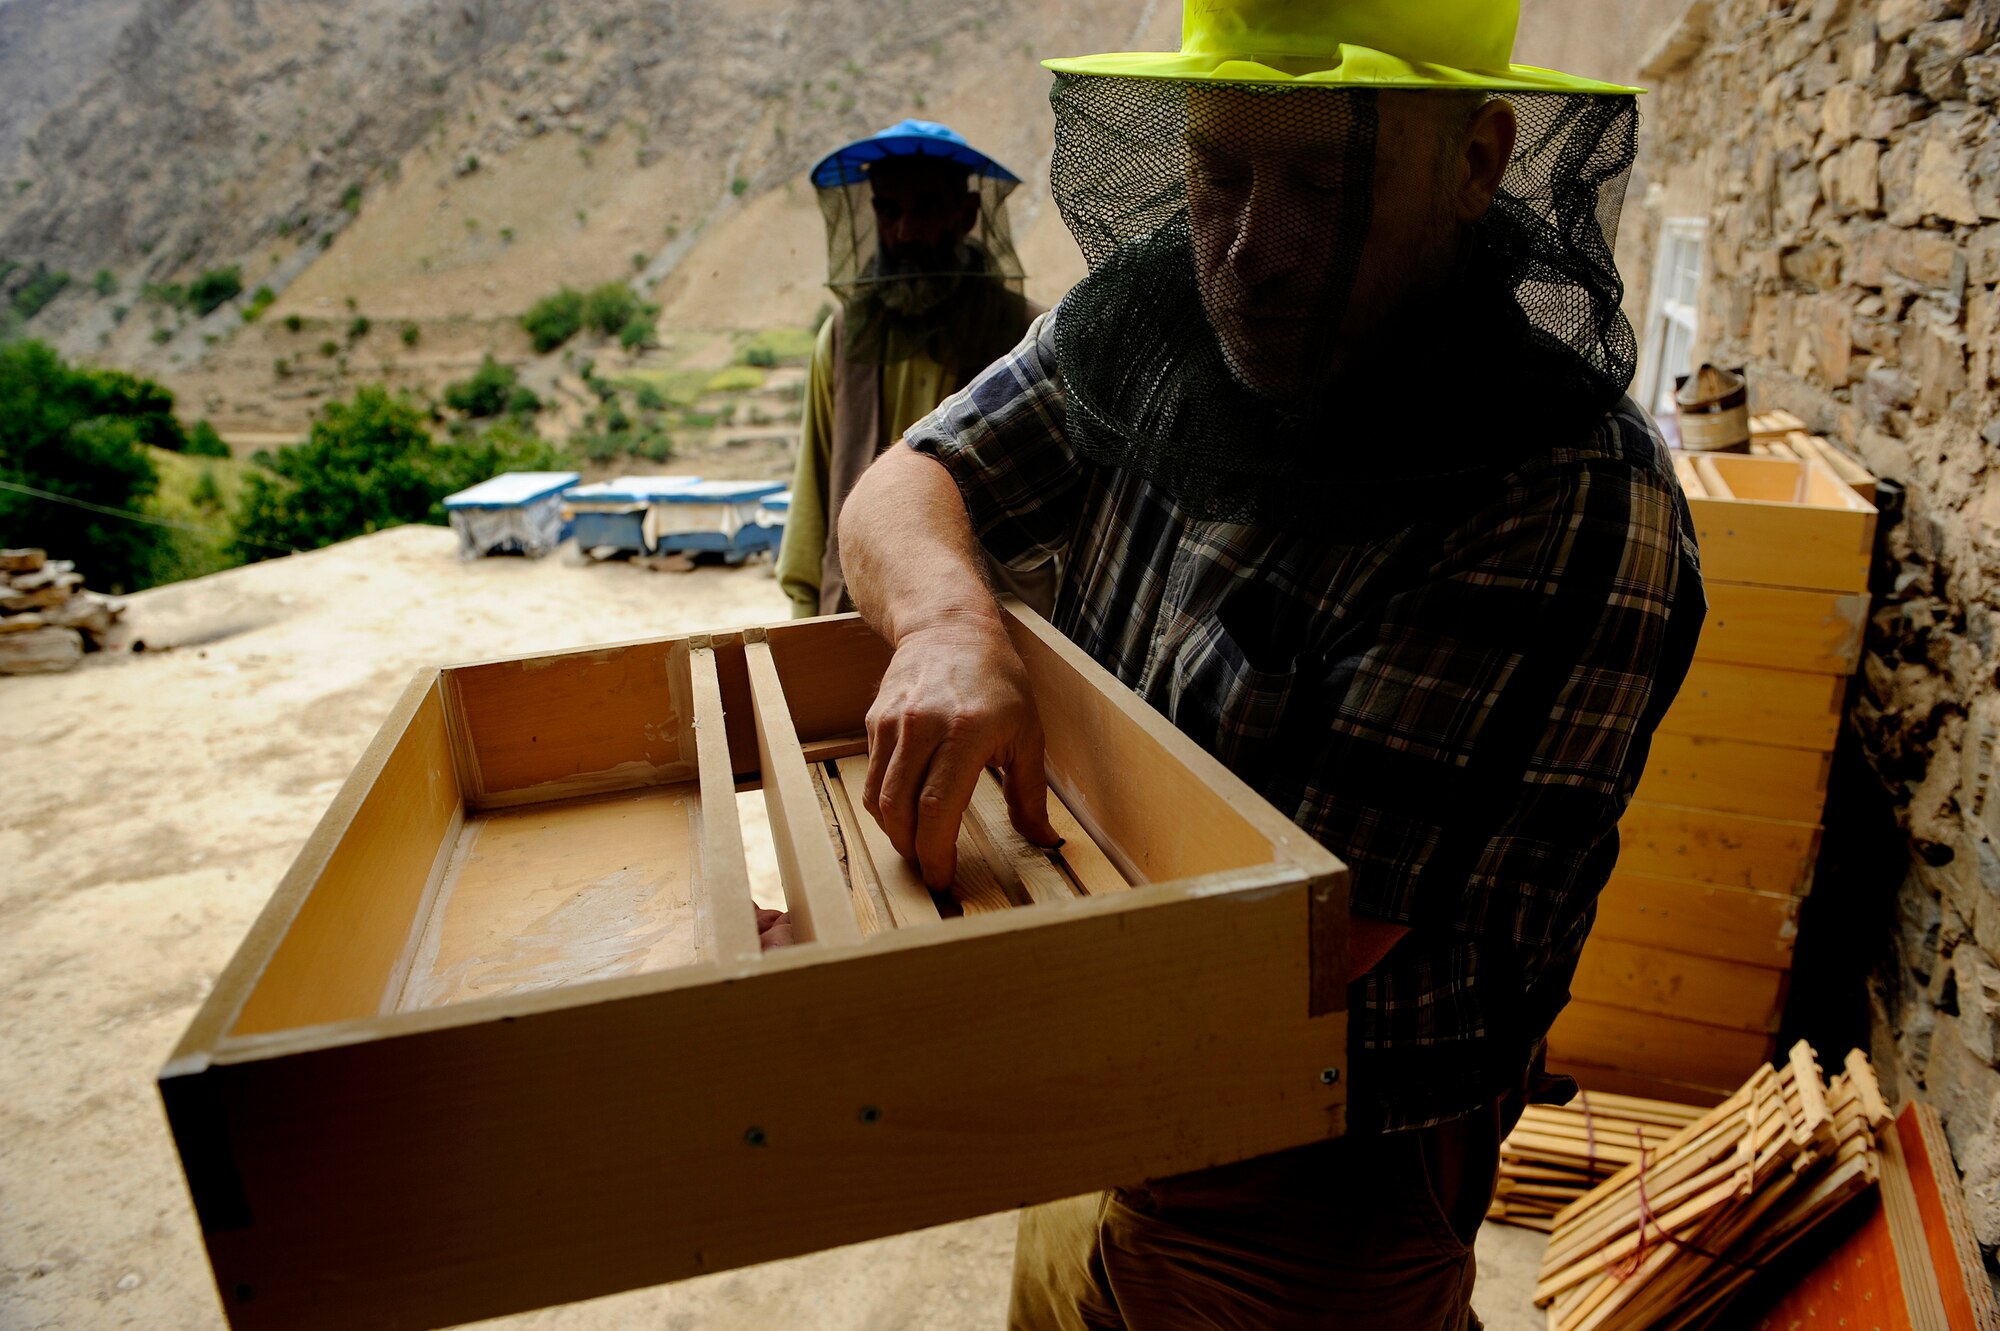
[809,119,1021,189]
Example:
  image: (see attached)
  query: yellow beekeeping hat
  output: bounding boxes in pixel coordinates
[1042,0,1642,95]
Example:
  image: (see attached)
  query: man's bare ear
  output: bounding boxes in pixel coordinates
[1456,98,1518,222]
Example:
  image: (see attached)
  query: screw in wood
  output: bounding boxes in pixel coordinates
[744,1127,768,1147]
[859,1105,882,1125]
[1319,1068,1340,1085]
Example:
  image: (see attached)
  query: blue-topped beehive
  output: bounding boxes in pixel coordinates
[564,476,705,557]
[442,471,580,559]
[645,480,787,562]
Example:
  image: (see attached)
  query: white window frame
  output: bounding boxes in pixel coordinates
[1638,218,1707,425]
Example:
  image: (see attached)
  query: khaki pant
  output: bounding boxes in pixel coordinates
[1008,1093,1520,1331]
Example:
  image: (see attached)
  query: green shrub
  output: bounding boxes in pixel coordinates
[742,345,777,368]
[152,327,173,344]
[400,323,420,347]
[93,269,119,297]
[631,252,647,272]
[505,384,542,416]
[617,313,654,351]
[730,176,749,196]
[274,357,292,378]
[142,281,187,308]
[339,182,363,214]
[521,286,584,352]
[0,340,164,590]
[581,282,641,337]
[186,419,232,458]
[231,385,561,560]
[634,382,667,411]
[284,313,304,333]
[242,285,276,321]
[187,266,244,316]
[12,265,70,320]
[442,354,518,418]
[189,466,224,511]
[604,404,631,434]
[636,431,671,462]
[580,432,621,462]
[347,314,371,340]
[319,339,339,357]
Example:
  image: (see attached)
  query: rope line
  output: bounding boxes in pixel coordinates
[0,477,295,552]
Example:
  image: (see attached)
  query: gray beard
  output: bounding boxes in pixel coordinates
[872,270,964,317]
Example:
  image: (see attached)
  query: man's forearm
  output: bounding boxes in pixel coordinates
[839,445,1001,646]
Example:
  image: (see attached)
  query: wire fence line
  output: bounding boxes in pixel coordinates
[0,477,296,553]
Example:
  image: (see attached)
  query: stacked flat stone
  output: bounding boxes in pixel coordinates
[0,549,125,674]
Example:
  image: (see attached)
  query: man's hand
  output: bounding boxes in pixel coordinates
[756,907,794,951]
[863,613,1062,888]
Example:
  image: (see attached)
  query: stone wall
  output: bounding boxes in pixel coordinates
[1629,0,2000,1267]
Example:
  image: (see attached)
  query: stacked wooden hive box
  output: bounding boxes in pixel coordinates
[1547,417,1878,1104]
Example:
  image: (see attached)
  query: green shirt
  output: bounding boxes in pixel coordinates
[776,316,957,617]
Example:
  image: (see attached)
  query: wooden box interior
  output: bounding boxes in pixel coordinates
[163,605,1348,1331]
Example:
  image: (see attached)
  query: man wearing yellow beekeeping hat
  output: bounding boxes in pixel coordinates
[840,1,1707,1325]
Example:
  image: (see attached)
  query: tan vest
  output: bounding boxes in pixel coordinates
[817,296,1058,618]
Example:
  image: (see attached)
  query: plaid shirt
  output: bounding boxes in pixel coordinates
[906,312,1704,1132]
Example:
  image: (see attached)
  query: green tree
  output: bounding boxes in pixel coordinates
[67,364,188,451]
[187,266,244,316]
[521,287,584,352]
[231,386,562,560]
[185,419,232,458]
[442,354,518,418]
[0,340,163,590]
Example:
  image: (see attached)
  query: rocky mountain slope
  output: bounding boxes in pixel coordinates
[0,0,1677,399]
[1,0,1185,368]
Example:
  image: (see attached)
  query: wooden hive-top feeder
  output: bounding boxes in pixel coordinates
[160,601,1350,1331]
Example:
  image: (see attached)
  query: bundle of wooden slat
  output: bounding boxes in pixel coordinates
[1488,1093,1709,1232]
[1534,1043,1891,1331]
[0,548,125,674]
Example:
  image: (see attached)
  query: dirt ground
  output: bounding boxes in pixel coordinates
[0,523,1547,1329]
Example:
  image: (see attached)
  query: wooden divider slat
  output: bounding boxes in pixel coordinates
[687,640,761,965]
[812,763,889,937]
[743,630,862,947]
[965,771,1077,906]
[834,756,944,929]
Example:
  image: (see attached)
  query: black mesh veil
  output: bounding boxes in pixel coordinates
[817,170,1029,366]
[1048,74,1640,528]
